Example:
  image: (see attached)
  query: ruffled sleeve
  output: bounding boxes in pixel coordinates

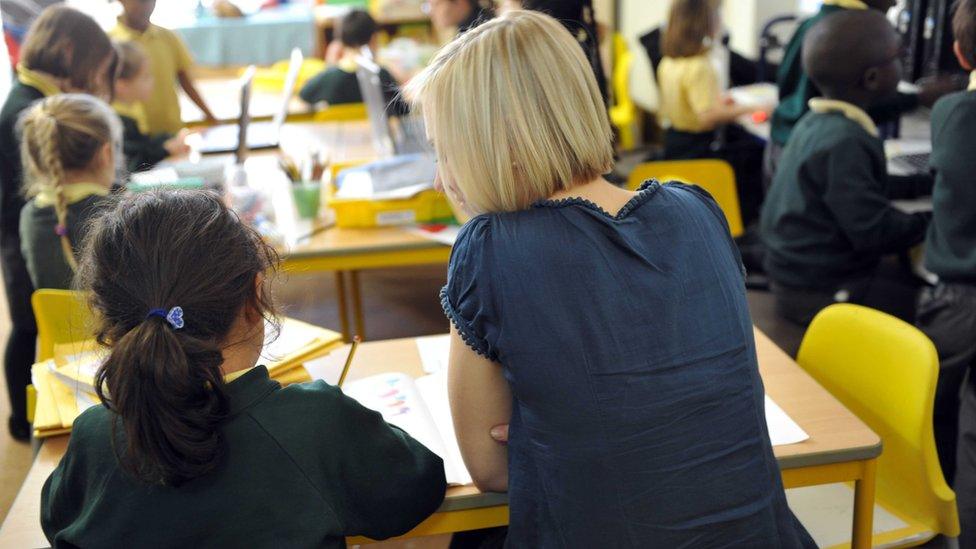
[439,216,499,361]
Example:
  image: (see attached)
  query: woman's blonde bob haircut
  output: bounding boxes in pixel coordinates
[405,10,614,214]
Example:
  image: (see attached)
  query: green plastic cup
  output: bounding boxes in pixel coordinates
[292,182,322,220]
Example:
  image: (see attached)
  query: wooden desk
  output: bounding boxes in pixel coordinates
[0,328,880,548]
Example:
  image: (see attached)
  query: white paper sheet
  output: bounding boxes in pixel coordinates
[416,335,451,374]
[415,371,472,486]
[765,395,810,446]
[343,372,471,485]
[406,225,461,246]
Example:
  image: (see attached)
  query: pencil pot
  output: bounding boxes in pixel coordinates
[292,182,322,220]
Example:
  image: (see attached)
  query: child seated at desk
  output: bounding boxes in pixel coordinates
[18,95,120,291]
[760,10,933,327]
[656,0,768,225]
[110,0,216,132]
[113,41,190,173]
[916,0,976,542]
[299,10,408,116]
[40,191,446,547]
[767,0,952,181]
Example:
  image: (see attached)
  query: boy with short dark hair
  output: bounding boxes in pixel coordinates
[917,1,976,542]
[110,0,216,133]
[299,9,407,116]
[766,0,950,181]
[760,9,932,327]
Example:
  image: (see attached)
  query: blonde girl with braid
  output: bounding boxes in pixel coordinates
[18,94,121,291]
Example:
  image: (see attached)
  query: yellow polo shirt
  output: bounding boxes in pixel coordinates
[657,53,719,133]
[109,20,193,135]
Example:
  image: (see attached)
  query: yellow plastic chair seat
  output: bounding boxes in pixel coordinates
[627,159,744,238]
[313,103,369,122]
[796,304,960,547]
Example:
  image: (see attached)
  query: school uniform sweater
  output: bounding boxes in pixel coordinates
[117,112,171,173]
[41,366,447,548]
[20,186,111,290]
[770,1,918,146]
[299,65,409,117]
[761,100,931,290]
[925,76,976,282]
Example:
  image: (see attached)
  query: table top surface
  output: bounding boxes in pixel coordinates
[0,327,880,548]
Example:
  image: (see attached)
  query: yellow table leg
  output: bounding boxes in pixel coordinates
[350,270,365,340]
[335,271,351,343]
[851,459,877,549]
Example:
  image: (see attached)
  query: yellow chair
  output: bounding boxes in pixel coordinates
[253,58,327,93]
[627,159,744,238]
[797,304,959,547]
[609,33,638,150]
[313,103,369,122]
[32,289,93,363]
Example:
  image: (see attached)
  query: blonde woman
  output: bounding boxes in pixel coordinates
[18,94,121,291]
[408,11,816,547]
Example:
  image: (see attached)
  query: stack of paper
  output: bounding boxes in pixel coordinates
[31,317,343,438]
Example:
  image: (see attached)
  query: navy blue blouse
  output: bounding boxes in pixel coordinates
[442,181,815,548]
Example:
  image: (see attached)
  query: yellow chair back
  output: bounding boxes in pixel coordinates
[797,304,960,541]
[32,289,93,362]
[313,103,369,122]
[609,33,637,150]
[627,159,743,237]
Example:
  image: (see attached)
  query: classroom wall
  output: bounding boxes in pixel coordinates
[620,0,802,112]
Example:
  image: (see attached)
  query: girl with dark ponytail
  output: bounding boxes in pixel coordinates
[42,190,447,547]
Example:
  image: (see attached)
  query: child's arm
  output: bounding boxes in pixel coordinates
[327,384,447,540]
[177,71,217,124]
[824,140,929,254]
[298,70,333,106]
[696,98,763,132]
[887,173,934,200]
[684,59,764,131]
[447,326,511,493]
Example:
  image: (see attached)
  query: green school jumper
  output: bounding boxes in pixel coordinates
[118,114,172,173]
[20,193,109,290]
[770,4,918,147]
[925,87,976,281]
[41,366,447,548]
[761,105,930,290]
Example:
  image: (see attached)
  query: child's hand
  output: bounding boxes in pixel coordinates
[164,130,192,157]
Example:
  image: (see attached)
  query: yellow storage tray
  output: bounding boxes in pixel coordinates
[326,186,455,228]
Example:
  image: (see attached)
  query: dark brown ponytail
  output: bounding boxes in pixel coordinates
[78,190,278,486]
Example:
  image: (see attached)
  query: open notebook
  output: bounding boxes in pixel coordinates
[344,371,471,486]
[31,317,343,438]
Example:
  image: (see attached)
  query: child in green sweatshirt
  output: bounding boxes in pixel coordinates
[41,191,446,548]
[760,9,932,326]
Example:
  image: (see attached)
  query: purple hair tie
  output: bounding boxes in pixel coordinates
[54,224,67,237]
[146,307,185,330]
